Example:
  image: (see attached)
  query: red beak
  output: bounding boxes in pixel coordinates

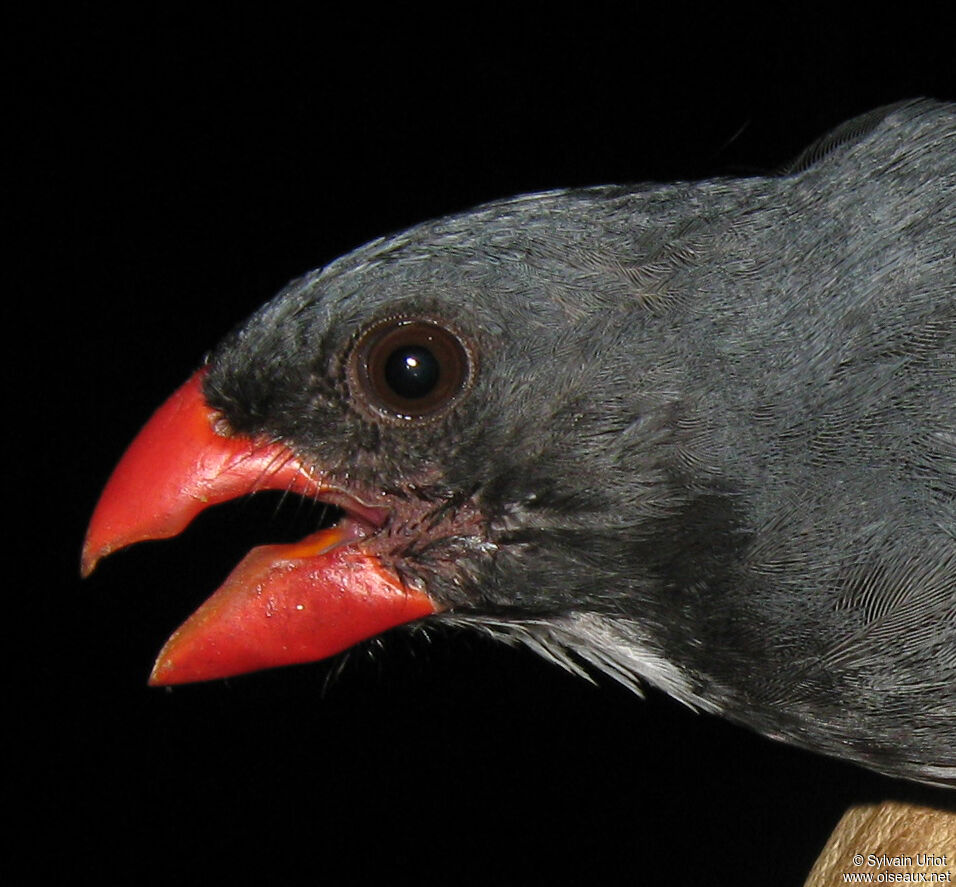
[83,371,437,685]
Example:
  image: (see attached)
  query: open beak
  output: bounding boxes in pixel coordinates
[83,371,438,685]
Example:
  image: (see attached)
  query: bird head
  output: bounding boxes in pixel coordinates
[84,188,720,689]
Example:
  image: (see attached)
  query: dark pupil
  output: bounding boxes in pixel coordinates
[384,345,439,399]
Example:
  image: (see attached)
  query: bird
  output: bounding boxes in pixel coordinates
[84,99,955,788]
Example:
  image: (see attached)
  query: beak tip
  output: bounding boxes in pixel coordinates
[81,530,116,578]
[148,636,180,686]
[146,668,165,687]
[80,543,100,579]
[148,655,177,686]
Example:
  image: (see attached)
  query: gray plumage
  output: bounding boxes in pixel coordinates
[206,99,955,786]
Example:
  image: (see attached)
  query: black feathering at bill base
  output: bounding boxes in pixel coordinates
[86,99,955,787]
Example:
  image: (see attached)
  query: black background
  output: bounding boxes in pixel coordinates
[19,7,954,884]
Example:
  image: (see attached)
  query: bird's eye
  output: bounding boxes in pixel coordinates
[349,318,472,419]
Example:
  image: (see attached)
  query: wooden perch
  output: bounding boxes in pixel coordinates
[805,800,956,886]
